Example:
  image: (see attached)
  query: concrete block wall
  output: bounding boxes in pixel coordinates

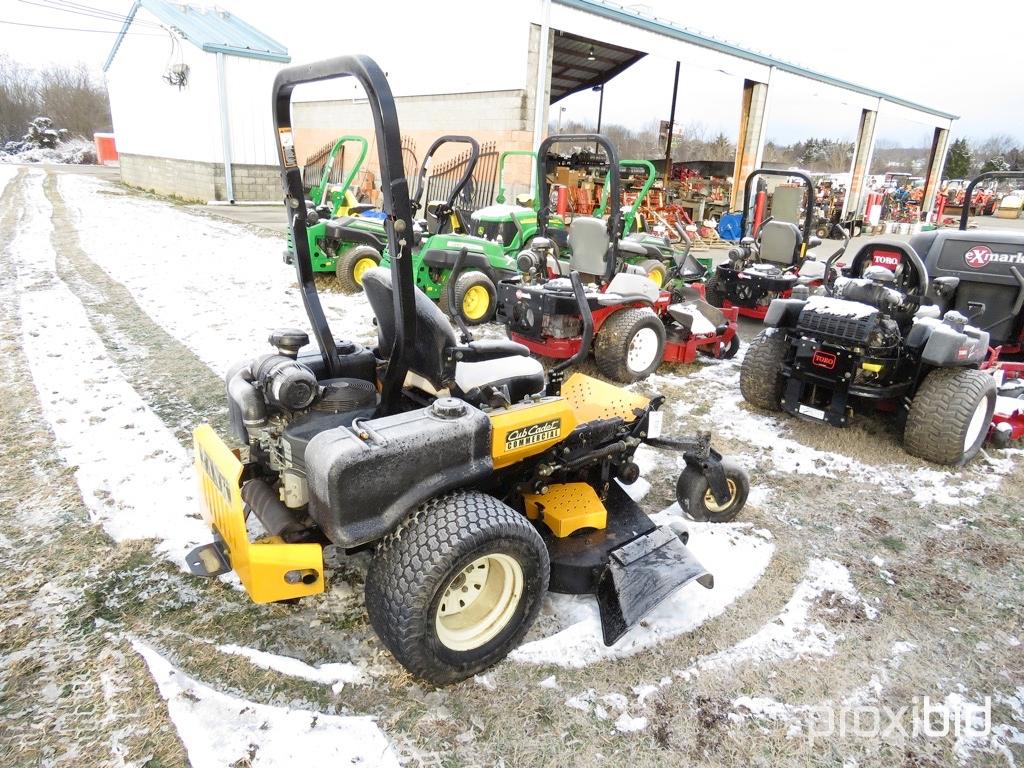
[120,153,280,202]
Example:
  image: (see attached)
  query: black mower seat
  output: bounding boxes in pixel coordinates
[362,268,544,403]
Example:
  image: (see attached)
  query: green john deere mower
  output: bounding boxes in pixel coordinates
[187,54,750,684]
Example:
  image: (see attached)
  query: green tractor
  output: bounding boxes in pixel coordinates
[379,138,520,326]
[595,158,706,288]
[284,135,381,288]
[293,134,481,293]
[468,149,568,256]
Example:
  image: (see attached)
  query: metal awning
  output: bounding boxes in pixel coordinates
[549,30,645,103]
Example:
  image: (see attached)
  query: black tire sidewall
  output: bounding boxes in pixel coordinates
[677,459,750,523]
[595,309,666,383]
[337,245,380,292]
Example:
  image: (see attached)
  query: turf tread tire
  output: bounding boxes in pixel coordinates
[364,491,548,684]
[440,271,497,326]
[740,330,788,411]
[593,308,666,383]
[903,368,997,465]
[638,258,666,287]
[336,245,380,293]
[703,274,724,307]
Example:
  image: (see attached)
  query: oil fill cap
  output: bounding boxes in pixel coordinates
[432,397,467,419]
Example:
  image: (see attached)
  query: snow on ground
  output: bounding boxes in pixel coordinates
[692,360,1020,507]
[132,639,399,768]
[0,138,96,165]
[678,558,877,680]
[511,519,773,667]
[11,171,208,565]
[215,644,367,693]
[0,165,18,190]
[57,174,376,377]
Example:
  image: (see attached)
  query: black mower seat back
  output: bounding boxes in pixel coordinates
[759,221,802,266]
[362,268,544,400]
[911,228,1024,346]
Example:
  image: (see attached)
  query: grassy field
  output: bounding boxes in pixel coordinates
[1,166,1022,768]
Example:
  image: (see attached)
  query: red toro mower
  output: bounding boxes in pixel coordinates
[495,134,739,384]
[705,169,828,321]
[912,171,1024,445]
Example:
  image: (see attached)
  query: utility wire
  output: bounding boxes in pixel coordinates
[16,0,164,28]
[0,18,166,34]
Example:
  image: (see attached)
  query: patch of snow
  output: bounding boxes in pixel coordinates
[633,684,659,705]
[538,676,560,690]
[11,172,208,566]
[215,644,365,694]
[614,713,648,733]
[678,558,876,680]
[132,639,399,768]
[870,555,885,567]
[0,137,96,165]
[58,174,377,378]
[510,521,773,667]
[473,674,497,691]
[804,294,876,319]
[565,690,595,712]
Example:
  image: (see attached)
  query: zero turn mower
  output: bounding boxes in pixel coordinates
[705,169,827,320]
[376,137,522,326]
[496,134,739,384]
[283,135,375,279]
[292,134,479,293]
[913,170,1024,445]
[187,56,750,685]
[740,236,997,465]
[594,158,707,288]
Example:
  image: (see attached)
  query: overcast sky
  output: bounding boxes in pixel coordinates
[3,0,1021,146]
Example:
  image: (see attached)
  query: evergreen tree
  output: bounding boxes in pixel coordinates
[943,138,971,179]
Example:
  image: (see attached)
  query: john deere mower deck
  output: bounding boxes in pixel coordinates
[187,55,749,685]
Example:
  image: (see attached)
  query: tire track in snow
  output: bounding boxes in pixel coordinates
[12,170,209,566]
[42,173,231,449]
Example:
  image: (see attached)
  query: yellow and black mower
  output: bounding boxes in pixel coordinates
[187,55,750,684]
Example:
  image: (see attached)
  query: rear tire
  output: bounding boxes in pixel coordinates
[336,245,380,293]
[703,274,724,307]
[364,491,549,685]
[441,271,497,326]
[740,330,788,410]
[677,458,750,523]
[904,368,997,465]
[639,258,667,288]
[594,308,666,383]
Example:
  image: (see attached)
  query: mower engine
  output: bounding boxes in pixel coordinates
[224,329,379,537]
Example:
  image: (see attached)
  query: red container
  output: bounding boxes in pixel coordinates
[94,133,118,165]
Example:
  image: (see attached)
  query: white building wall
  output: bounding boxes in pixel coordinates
[222,55,283,166]
[105,7,220,163]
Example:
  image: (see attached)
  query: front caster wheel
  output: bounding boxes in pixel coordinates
[676,458,750,523]
[364,491,549,684]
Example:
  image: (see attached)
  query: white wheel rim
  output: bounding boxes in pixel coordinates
[964,395,990,452]
[435,553,523,652]
[626,327,660,372]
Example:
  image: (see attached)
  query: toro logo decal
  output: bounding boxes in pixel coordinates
[505,418,561,450]
[812,350,837,370]
[871,250,902,270]
[964,245,992,269]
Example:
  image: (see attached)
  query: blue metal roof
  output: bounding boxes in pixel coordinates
[104,0,289,72]
[555,0,957,122]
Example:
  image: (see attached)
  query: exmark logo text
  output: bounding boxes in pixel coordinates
[964,245,1024,269]
[505,419,561,450]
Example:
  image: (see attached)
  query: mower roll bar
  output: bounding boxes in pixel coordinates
[546,272,594,396]
[316,135,368,208]
[959,171,1024,230]
[595,158,657,234]
[535,133,622,285]
[410,135,479,224]
[495,149,537,206]
[272,55,415,417]
[740,168,815,249]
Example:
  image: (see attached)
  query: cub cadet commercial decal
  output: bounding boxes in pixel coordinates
[505,419,561,450]
[964,245,1024,269]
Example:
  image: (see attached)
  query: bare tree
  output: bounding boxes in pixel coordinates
[37,63,111,138]
[0,55,40,144]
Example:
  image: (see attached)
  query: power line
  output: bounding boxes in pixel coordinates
[0,18,166,34]
[16,0,164,28]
